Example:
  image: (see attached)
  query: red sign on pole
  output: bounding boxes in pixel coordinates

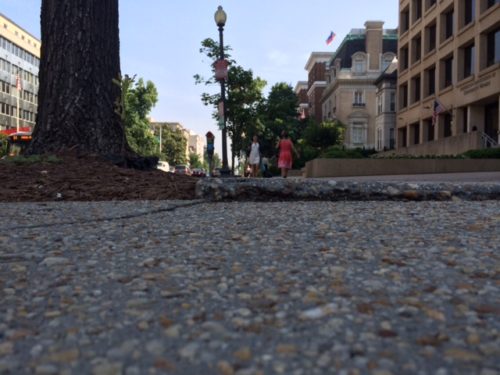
[214,59,229,81]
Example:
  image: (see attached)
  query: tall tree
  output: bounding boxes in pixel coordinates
[123,76,159,156]
[194,38,266,172]
[27,0,129,156]
[161,127,187,166]
[259,83,302,157]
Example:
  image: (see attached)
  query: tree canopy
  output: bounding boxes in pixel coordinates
[123,75,159,157]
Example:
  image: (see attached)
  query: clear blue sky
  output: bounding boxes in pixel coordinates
[1,0,398,154]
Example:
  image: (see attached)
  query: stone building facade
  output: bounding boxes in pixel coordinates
[322,22,398,149]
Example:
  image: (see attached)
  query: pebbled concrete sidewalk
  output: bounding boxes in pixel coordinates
[0,200,499,374]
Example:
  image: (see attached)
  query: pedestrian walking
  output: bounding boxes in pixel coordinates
[248,135,261,177]
[276,130,298,178]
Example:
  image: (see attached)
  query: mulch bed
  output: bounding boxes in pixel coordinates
[0,155,198,202]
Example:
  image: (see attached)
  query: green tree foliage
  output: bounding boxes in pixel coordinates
[302,120,345,150]
[194,38,266,171]
[258,83,303,157]
[189,153,203,169]
[160,127,187,166]
[226,66,266,168]
[122,75,159,157]
[294,120,345,168]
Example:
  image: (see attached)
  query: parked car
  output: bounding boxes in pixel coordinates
[157,161,170,173]
[191,168,206,177]
[174,165,192,175]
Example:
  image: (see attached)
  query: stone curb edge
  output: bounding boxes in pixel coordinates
[196,178,500,202]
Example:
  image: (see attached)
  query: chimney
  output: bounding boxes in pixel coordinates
[365,21,384,71]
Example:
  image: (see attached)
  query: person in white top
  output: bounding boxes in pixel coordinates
[248,135,260,177]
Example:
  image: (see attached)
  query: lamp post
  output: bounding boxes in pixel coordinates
[214,5,230,176]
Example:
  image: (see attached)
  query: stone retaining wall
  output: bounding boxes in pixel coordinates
[303,158,500,178]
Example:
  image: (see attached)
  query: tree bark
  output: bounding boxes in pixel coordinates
[27,0,130,156]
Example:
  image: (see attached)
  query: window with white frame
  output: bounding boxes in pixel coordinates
[354,90,364,105]
[382,53,395,71]
[351,122,366,144]
[352,53,366,73]
[377,95,382,115]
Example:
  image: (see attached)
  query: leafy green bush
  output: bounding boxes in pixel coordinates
[462,148,500,159]
[320,146,377,159]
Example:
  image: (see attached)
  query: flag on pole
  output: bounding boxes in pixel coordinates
[326,31,336,45]
[432,99,446,126]
[16,74,22,91]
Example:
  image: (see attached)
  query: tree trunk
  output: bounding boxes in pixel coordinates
[27,0,129,156]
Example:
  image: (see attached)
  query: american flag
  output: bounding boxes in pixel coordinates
[326,31,336,45]
[432,99,446,126]
[16,74,22,91]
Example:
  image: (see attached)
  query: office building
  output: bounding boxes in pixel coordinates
[322,22,398,149]
[396,0,499,154]
[0,13,40,131]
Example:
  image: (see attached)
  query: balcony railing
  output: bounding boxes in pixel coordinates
[352,102,366,107]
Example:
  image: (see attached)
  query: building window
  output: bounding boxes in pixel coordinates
[486,0,500,8]
[412,0,423,23]
[425,65,436,96]
[399,83,408,109]
[460,43,475,79]
[410,122,420,145]
[389,92,396,112]
[425,0,437,11]
[412,34,422,63]
[444,113,452,137]
[351,123,366,144]
[353,90,364,106]
[486,28,500,67]
[441,55,453,89]
[424,119,434,141]
[411,75,421,103]
[382,54,394,70]
[377,96,382,115]
[464,0,476,26]
[400,45,409,70]
[401,6,410,33]
[352,55,366,74]
[425,23,437,53]
[442,8,454,42]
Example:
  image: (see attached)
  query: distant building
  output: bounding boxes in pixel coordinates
[294,81,309,120]
[322,21,398,149]
[305,52,334,123]
[396,0,500,155]
[189,132,205,160]
[150,121,205,163]
[374,59,398,151]
[0,13,40,131]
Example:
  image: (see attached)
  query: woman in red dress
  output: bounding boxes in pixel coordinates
[276,130,298,178]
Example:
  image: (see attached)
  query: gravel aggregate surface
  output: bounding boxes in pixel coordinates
[0,200,499,375]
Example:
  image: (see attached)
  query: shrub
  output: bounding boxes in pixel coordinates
[321,147,377,159]
[462,148,500,159]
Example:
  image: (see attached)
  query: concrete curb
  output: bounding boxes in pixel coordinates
[196,178,500,201]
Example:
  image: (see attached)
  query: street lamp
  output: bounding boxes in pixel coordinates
[214,5,230,176]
